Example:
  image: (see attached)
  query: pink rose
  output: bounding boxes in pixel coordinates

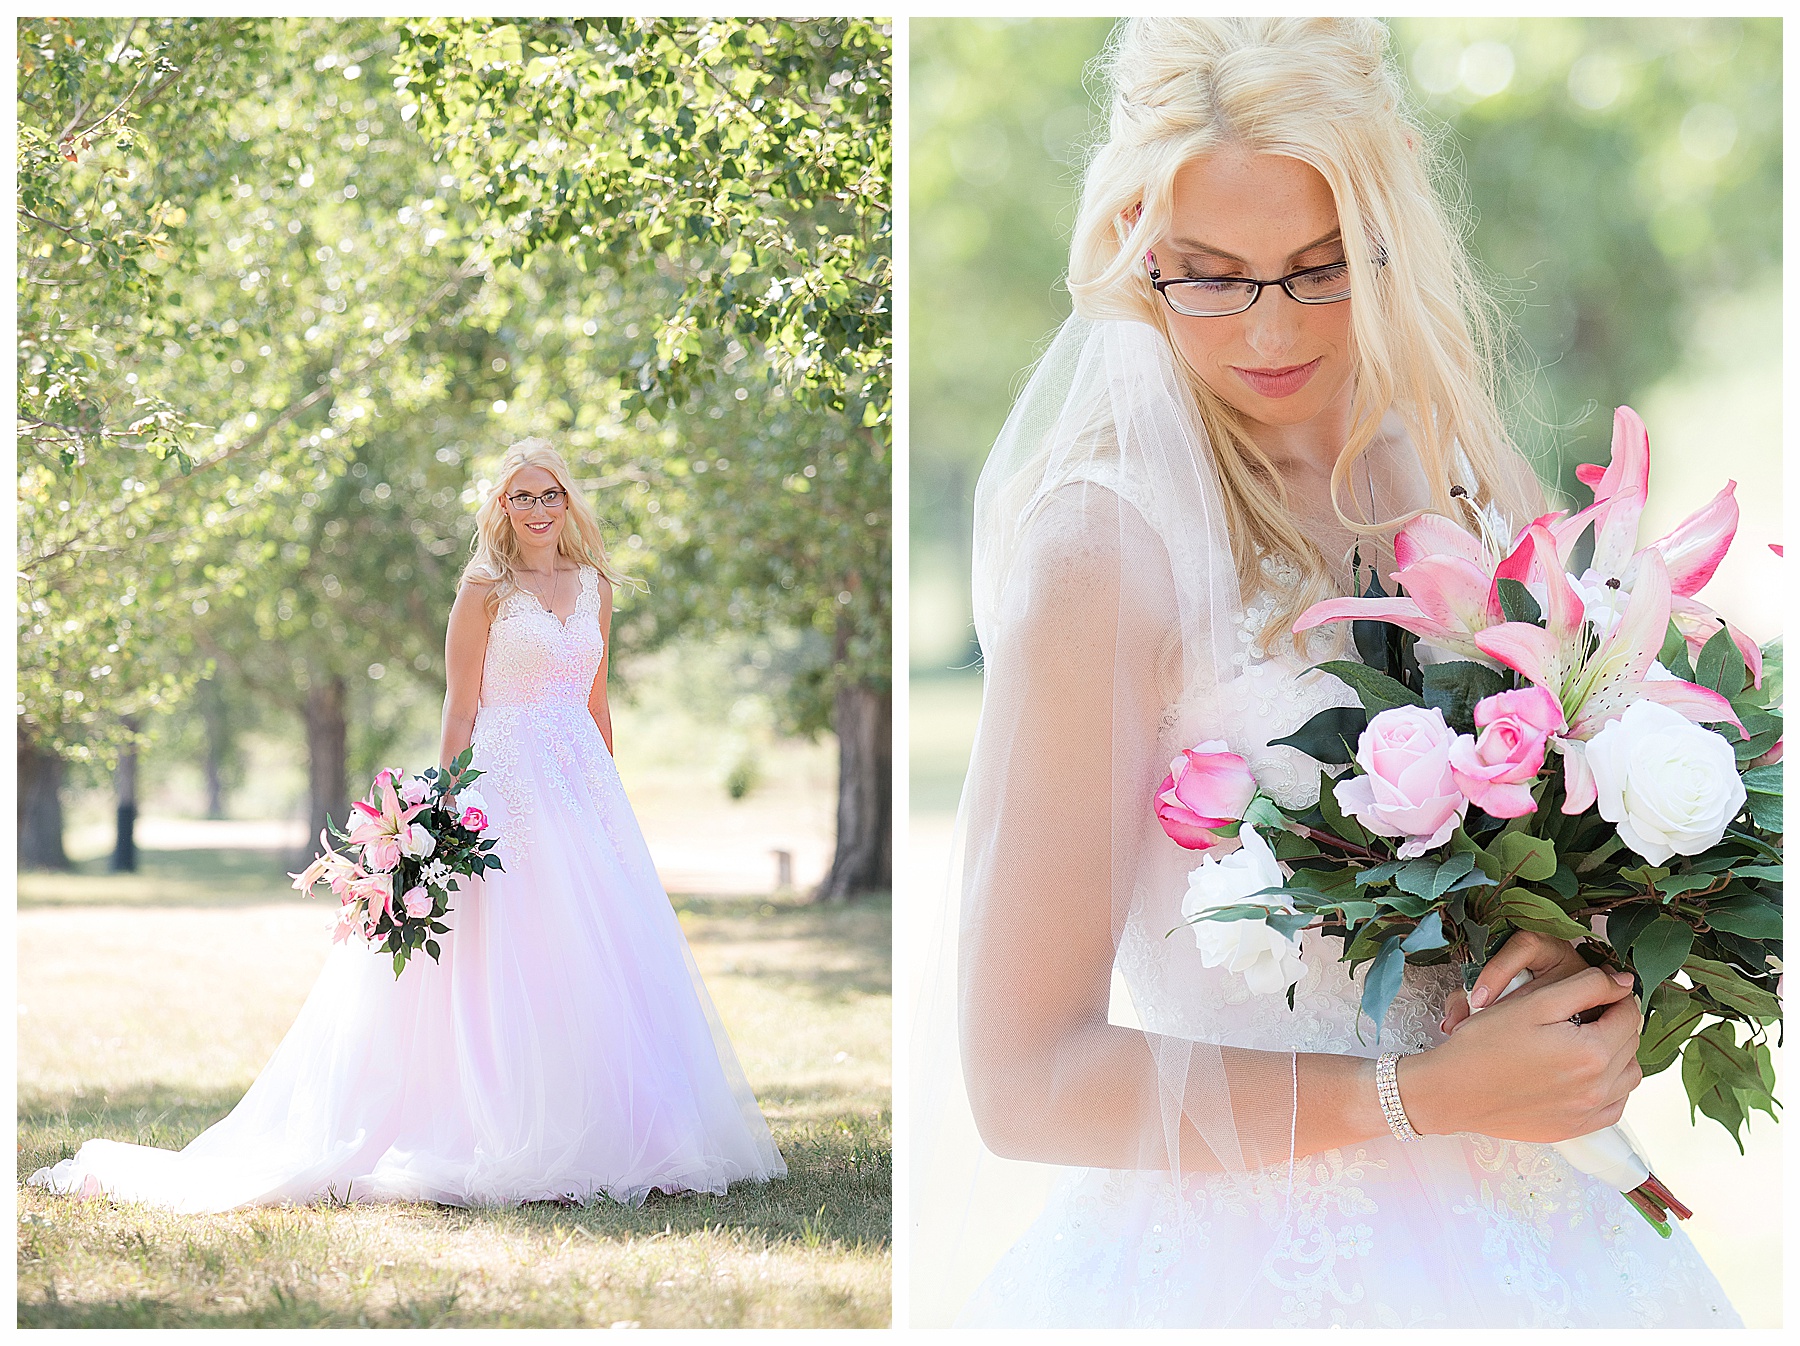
[400,776,430,806]
[402,884,432,919]
[459,806,490,834]
[1447,686,1567,819]
[1155,741,1257,851]
[1335,705,1467,859]
[372,766,401,793]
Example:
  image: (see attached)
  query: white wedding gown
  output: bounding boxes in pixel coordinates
[957,560,1740,1328]
[29,564,787,1211]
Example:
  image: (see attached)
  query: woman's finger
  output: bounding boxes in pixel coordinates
[1440,988,1470,1034]
[1468,931,1580,1010]
[1535,966,1637,1024]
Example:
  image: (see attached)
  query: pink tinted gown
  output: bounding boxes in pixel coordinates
[29,565,787,1210]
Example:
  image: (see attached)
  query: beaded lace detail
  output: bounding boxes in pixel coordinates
[470,566,615,865]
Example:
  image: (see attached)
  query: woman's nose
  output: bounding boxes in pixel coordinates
[1239,286,1305,358]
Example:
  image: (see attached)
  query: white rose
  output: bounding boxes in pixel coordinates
[1586,700,1745,865]
[452,787,488,816]
[400,821,437,860]
[1181,825,1307,995]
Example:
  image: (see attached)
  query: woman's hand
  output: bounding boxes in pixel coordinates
[1399,966,1644,1143]
[1439,929,1591,1035]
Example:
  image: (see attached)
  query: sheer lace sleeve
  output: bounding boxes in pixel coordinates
[958,480,1300,1176]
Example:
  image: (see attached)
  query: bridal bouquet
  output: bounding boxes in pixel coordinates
[1163,407,1781,1236]
[291,747,504,976]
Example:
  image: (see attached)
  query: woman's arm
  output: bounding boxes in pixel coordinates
[587,581,615,755]
[959,495,1642,1174]
[439,579,493,774]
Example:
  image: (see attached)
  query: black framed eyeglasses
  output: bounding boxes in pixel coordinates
[1145,248,1388,317]
[505,488,567,512]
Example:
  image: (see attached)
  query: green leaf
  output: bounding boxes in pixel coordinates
[1703,893,1783,939]
[1496,577,1542,626]
[1598,903,1658,965]
[1739,764,1782,795]
[1653,872,1721,901]
[1314,770,1370,847]
[1638,984,1704,1075]
[1324,899,1381,925]
[1744,790,1783,830]
[1681,954,1783,1023]
[1270,705,1367,766]
[1494,889,1589,940]
[1420,660,1512,734]
[1359,935,1407,1040]
[1243,795,1287,832]
[1629,915,1695,1000]
[1400,909,1448,953]
[1542,862,1578,900]
[426,938,442,961]
[1696,625,1748,699]
[1309,660,1426,715]
[1489,831,1557,883]
[1355,860,1406,888]
[1683,1036,1747,1150]
[1658,622,1697,682]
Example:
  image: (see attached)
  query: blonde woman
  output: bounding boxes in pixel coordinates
[31,439,786,1210]
[926,19,1737,1326]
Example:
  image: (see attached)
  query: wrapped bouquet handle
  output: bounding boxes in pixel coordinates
[1476,969,1692,1237]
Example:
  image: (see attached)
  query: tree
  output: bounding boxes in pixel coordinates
[17,17,505,857]
[393,18,893,896]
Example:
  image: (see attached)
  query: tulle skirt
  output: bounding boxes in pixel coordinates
[957,1133,1739,1328]
[29,702,787,1212]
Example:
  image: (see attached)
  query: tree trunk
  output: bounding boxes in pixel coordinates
[111,718,140,873]
[200,677,230,819]
[18,736,71,871]
[303,674,349,855]
[814,678,891,901]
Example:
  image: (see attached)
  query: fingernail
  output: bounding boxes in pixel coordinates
[1437,1016,1449,1035]
[1611,972,1634,987]
[1469,986,1491,1008]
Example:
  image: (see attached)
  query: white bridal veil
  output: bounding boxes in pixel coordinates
[909,313,1412,1322]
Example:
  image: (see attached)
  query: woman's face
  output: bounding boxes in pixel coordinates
[1152,149,1356,433]
[500,464,569,554]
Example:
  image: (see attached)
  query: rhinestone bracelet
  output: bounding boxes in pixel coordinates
[1375,1051,1421,1143]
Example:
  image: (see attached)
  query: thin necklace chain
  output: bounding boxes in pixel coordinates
[516,560,563,613]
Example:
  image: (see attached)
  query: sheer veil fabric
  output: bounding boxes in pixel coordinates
[910,316,1740,1327]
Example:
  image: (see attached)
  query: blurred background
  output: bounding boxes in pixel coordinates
[910,16,1780,1327]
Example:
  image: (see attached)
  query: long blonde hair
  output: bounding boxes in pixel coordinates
[461,437,629,616]
[1069,17,1540,647]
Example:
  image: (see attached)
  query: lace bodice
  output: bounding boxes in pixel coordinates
[481,565,606,708]
[1121,553,1459,1057]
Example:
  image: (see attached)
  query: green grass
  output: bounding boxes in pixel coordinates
[17,857,890,1328]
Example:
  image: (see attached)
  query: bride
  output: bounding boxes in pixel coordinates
[921,18,1739,1327]
[30,437,787,1211]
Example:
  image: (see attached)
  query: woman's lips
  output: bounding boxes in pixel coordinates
[1232,357,1321,399]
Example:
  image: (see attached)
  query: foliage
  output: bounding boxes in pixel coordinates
[16,17,502,767]
[392,18,891,424]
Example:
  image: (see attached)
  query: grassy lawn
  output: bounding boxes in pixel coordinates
[17,852,890,1328]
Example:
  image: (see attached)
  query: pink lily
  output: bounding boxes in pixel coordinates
[1294,510,1507,659]
[289,830,362,897]
[347,771,428,874]
[1473,535,1742,811]
[1570,407,1760,687]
